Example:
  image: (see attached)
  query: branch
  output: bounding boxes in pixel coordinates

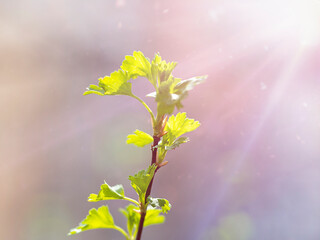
[136,136,160,240]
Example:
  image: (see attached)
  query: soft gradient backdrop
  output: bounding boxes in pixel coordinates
[1,0,320,239]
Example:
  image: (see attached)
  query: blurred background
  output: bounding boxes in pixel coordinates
[1,0,320,239]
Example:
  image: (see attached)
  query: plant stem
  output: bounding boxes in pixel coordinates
[136,136,160,240]
[136,211,146,240]
[131,94,156,126]
[123,197,140,206]
[114,226,129,239]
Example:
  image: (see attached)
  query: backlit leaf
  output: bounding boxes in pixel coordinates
[121,51,151,80]
[83,84,105,96]
[148,197,171,213]
[158,113,200,162]
[126,130,153,147]
[88,182,125,202]
[84,69,132,96]
[119,204,140,237]
[150,53,177,87]
[147,75,206,114]
[165,112,200,140]
[173,75,207,108]
[68,206,125,237]
[129,164,157,204]
[165,136,189,150]
[119,204,166,236]
[150,53,162,87]
[99,69,132,95]
[149,77,181,115]
[144,208,165,227]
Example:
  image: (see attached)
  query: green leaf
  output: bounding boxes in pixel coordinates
[157,61,177,84]
[148,75,206,114]
[68,206,127,237]
[84,69,133,96]
[148,197,171,213]
[88,182,125,202]
[126,130,153,147]
[150,53,162,87]
[165,112,200,141]
[119,204,140,237]
[144,208,165,227]
[165,136,189,151]
[151,76,181,115]
[119,204,166,236]
[158,112,200,162]
[174,76,206,94]
[83,84,105,96]
[98,69,132,96]
[150,53,177,88]
[129,164,157,204]
[173,75,207,108]
[121,51,151,80]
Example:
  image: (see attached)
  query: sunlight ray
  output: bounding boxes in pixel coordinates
[194,46,307,239]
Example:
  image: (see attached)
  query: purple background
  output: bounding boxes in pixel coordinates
[1,0,320,239]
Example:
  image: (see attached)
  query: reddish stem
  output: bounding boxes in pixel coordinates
[136,136,160,240]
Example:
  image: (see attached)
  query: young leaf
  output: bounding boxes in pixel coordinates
[173,76,206,94]
[121,51,151,80]
[83,84,105,96]
[150,53,177,87]
[165,112,200,141]
[150,53,162,87]
[155,77,181,115]
[165,136,189,151]
[148,197,171,213]
[127,130,153,147]
[148,75,206,114]
[68,206,127,238]
[84,69,132,96]
[144,208,165,227]
[100,69,132,95]
[119,204,140,237]
[158,112,200,162]
[129,164,157,204]
[173,75,207,108]
[157,61,177,84]
[88,182,125,202]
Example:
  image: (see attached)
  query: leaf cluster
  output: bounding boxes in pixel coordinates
[70,51,205,239]
[84,51,205,127]
[157,112,200,163]
[69,165,171,239]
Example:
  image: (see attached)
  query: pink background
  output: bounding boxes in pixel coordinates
[1,0,320,239]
